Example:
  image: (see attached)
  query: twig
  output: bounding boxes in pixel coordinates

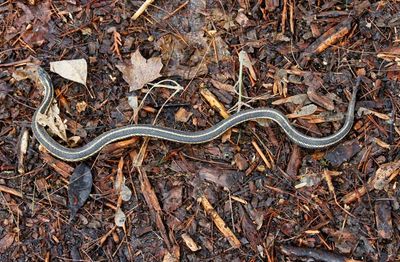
[251,140,272,169]
[0,57,34,67]
[0,185,23,198]
[163,1,188,20]
[237,51,245,112]
[131,0,155,20]
[198,195,241,249]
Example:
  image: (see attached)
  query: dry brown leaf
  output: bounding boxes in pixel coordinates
[175,107,193,123]
[287,104,318,119]
[377,47,400,62]
[234,153,248,171]
[357,107,390,121]
[307,89,335,111]
[210,79,236,94]
[50,59,87,86]
[235,11,253,28]
[116,50,163,91]
[307,111,345,124]
[273,69,288,96]
[0,233,14,254]
[372,161,400,190]
[272,94,309,105]
[165,63,208,80]
[76,101,87,113]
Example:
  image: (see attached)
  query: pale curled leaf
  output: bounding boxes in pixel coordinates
[115,207,126,227]
[127,95,139,122]
[114,175,132,202]
[121,185,132,201]
[36,103,68,142]
[239,50,257,80]
[181,233,201,252]
[116,50,163,91]
[50,59,87,86]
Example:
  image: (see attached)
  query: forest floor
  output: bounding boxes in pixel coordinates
[0,0,399,261]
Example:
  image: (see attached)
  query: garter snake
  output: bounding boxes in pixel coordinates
[31,67,359,162]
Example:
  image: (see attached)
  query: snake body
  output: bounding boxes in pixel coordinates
[32,67,358,162]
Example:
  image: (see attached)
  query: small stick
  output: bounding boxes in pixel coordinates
[198,195,241,249]
[0,185,23,198]
[251,140,272,169]
[131,0,155,20]
[163,1,188,20]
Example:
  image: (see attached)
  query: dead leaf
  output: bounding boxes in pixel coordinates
[239,50,257,81]
[200,88,230,119]
[181,233,201,252]
[0,233,14,254]
[234,153,248,171]
[155,34,210,79]
[11,1,52,47]
[36,103,68,142]
[165,63,208,80]
[76,101,87,113]
[68,164,93,220]
[210,79,236,94]
[175,108,192,123]
[386,65,400,81]
[307,89,334,111]
[50,59,88,86]
[114,162,132,202]
[272,94,309,105]
[357,107,390,121]
[235,11,253,28]
[375,201,393,239]
[273,69,288,96]
[286,104,318,119]
[163,186,183,212]
[324,139,361,168]
[116,50,163,91]
[372,161,400,190]
[114,207,126,227]
[377,47,400,62]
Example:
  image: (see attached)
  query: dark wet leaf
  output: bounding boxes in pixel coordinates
[0,82,11,101]
[68,163,92,220]
[198,167,243,190]
[375,201,393,239]
[162,185,182,212]
[324,139,361,167]
[280,245,347,262]
[239,205,262,252]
